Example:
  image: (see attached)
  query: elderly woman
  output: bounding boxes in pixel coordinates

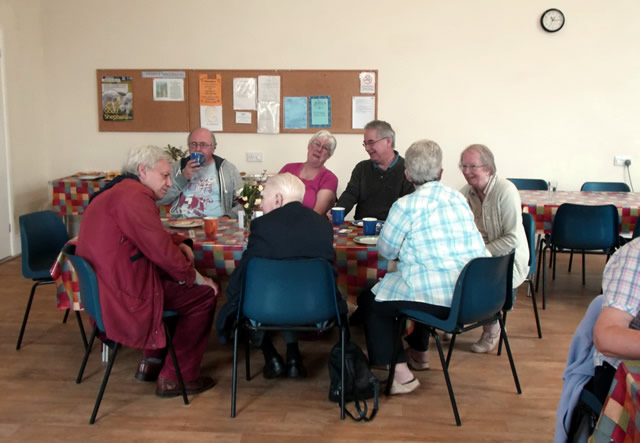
[359,140,488,395]
[459,144,529,353]
[279,130,338,215]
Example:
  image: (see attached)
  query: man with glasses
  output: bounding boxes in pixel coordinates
[333,120,413,221]
[158,128,243,218]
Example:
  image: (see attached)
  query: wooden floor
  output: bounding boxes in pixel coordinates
[0,253,606,442]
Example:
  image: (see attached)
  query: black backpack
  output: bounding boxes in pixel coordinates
[328,341,379,422]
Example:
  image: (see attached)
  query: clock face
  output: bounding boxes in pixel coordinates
[541,8,565,32]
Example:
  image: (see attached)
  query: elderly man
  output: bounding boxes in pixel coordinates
[158,128,243,218]
[77,145,219,397]
[334,120,413,221]
[216,173,346,378]
[358,139,488,395]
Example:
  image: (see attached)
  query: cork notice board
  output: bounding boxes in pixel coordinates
[98,69,377,134]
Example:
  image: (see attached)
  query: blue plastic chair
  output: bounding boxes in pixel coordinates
[521,213,542,338]
[16,210,87,350]
[634,221,640,239]
[231,257,346,419]
[580,182,631,192]
[541,204,619,307]
[385,252,521,426]
[507,178,549,191]
[65,251,188,424]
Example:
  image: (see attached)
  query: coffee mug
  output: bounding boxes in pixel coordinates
[190,152,205,166]
[362,217,378,236]
[331,207,345,225]
[203,216,218,237]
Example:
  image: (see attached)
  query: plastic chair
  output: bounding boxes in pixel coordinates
[634,221,640,239]
[16,210,87,350]
[541,204,619,307]
[65,251,188,424]
[520,213,543,338]
[385,252,521,426]
[580,182,631,192]
[507,178,549,191]
[231,257,346,419]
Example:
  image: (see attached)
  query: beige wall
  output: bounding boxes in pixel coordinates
[2,0,639,249]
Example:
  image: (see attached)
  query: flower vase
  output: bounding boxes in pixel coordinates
[243,210,253,233]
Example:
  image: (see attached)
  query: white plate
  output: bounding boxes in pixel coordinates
[353,236,378,245]
[352,220,384,228]
[168,220,204,228]
[77,174,105,180]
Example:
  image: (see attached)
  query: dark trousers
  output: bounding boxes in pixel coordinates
[144,280,217,382]
[358,290,450,366]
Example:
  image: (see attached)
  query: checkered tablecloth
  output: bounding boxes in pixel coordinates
[50,175,171,217]
[519,190,640,234]
[50,219,395,310]
[590,360,640,443]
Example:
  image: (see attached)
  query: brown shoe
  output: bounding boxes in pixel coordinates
[155,375,216,398]
[135,358,163,382]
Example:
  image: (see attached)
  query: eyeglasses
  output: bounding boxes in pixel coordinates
[362,137,388,148]
[311,140,332,153]
[188,142,214,149]
[459,164,486,171]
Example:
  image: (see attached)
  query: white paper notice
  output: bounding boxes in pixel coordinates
[352,96,375,129]
[258,76,281,103]
[233,78,257,110]
[153,78,184,101]
[200,105,223,131]
[359,72,376,94]
[236,111,252,124]
[257,102,280,133]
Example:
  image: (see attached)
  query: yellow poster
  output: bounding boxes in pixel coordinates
[199,74,222,106]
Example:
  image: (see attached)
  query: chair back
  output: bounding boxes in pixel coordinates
[580,182,630,192]
[455,252,515,324]
[240,257,340,326]
[551,204,619,251]
[522,212,536,274]
[64,252,106,333]
[19,210,69,279]
[633,221,640,239]
[507,178,549,191]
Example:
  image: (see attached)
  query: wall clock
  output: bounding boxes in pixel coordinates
[541,8,565,33]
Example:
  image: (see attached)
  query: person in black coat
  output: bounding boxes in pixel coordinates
[216,172,346,378]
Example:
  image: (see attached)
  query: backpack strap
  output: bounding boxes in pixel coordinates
[343,379,379,422]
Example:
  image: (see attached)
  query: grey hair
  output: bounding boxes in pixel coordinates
[404,140,442,185]
[265,172,305,202]
[460,144,496,175]
[187,128,217,147]
[122,145,171,176]
[309,130,337,156]
[364,120,395,147]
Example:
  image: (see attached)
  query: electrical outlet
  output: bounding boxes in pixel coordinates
[246,152,263,162]
[614,155,632,166]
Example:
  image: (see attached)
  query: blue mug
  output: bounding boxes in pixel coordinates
[362,217,378,236]
[331,207,345,225]
[190,152,205,166]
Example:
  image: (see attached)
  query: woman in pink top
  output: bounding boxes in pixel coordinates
[279,130,338,215]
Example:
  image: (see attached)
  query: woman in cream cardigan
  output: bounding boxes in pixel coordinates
[459,144,529,353]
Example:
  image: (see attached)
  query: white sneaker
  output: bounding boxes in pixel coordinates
[470,331,500,353]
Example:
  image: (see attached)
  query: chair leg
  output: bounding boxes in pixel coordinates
[568,250,573,272]
[244,334,251,381]
[552,248,557,281]
[231,326,239,418]
[89,343,120,424]
[433,332,461,426]
[497,312,507,356]
[542,245,547,310]
[497,317,522,394]
[75,311,88,350]
[16,281,46,350]
[529,280,542,338]
[340,326,346,420]
[77,325,98,384]
[384,317,406,397]
[581,251,586,285]
[164,322,188,405]
[445,332,457,368]
[62,309,70,324]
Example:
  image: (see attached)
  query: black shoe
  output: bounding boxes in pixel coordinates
[286,357,307,378]
[263,356,285,379]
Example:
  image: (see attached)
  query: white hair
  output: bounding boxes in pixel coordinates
[122,145,170,176]
[265,173,305,202]
[405,139,442,184]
